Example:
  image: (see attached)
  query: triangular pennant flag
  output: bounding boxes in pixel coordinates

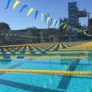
[54,21,58,27]
[35,10,39,20]
[53,19,56,25]
[47,16,50,24]
[69,26,72,30]
[5,0,12,9]
[20,4,28,13]
[45,15,48,22]
[67,26,70,30]
[63,24,67,29]
[56,21,60,27]
[13,0,20,9]
[27,8,34,16]
[66,26,69,31]
[50,18,53,26]
[41,13,44,21]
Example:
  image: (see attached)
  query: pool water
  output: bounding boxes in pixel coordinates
[0,58,92,92]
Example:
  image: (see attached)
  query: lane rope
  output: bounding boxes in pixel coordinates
[0,69,92,76]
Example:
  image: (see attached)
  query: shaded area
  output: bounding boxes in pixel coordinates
[0,79,64,92]
[58,58,80,90]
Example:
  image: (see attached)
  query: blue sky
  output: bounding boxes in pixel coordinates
[0,0,92,30]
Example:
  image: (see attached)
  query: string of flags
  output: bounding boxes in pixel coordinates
[4,0,92,37]
[5,0,59,27]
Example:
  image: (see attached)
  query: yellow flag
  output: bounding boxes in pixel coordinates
[47,16,50,24]
[13,0,20,9]
[66,26,69,31]
[53,19,56,24]
[63,24,67,29]
[56,21,60,27]
[41,13,44,21]
[27,8,34,16]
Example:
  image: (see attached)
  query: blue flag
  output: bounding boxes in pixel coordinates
[5,0,12,9]
[50,18,53,26]
[35,10,39,20]
[20,4,28,13]
[54,21,58,27]
[45,15,48,22]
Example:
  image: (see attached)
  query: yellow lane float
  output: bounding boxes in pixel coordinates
[0,69,92,76]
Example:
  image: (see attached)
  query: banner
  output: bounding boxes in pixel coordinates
[56,21,60,27]
[5,0,86,33]
[50,18,53,26]
[45,15,48,22]
[54,21,58,27]
[20,4,28,13]
[66,26,69,31]
[5,0,12,9]
[63,24,67,30]
[13,0,20,9]
[34,10,39,20]
[46,16,50,24]
[40,13,44,21]
[27,8,34,16]
[53,19,56,25]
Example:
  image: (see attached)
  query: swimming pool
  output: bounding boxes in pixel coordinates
[0,58,92,92]
[0,42,92,92]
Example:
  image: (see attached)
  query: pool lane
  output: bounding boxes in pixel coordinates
[0,42,92,92]
[66,58,92,92]
[0,59,70,91]
[58,58,80,90]
[0,59,92,92]
[0,78,64,92]
[57,51,92,91]
[0,52,87,92]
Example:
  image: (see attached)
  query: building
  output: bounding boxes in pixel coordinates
[88,18,92,34]
[68,2,79,27]
[0,22,58,44]
[68,2,87,28]
[68,2,87,41]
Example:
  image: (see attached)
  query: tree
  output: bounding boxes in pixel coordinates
[0,22,10,31]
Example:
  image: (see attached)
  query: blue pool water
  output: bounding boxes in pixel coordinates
[0,58,92,92]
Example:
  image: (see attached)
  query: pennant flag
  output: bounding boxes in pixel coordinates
[63,24,67,29]
[47,16,50,24]
[13,0,20,9]
[54,21,58,27]
[34,10,39,20]
[69,26,72,30]
[50,18,53,26]
[67,26,69,29]
[5,0,12,9]
[27,8,34,16]
[80,30,82,32]
[45,15,48,22]
[53,19,56,25]
[20,4,28,13]
[72,28,74,31]
[60,22,64,27]
[73,28,76,31]
[53,19,59,27]
[40,13,44,21]
[56,21,60,27]
[66,26,69,31]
